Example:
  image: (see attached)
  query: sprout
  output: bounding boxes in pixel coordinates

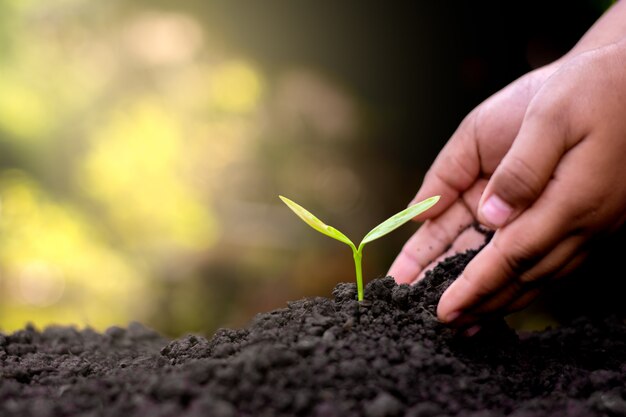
[279,195,440,301]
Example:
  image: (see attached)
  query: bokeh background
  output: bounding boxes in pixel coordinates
[0,0,611,336]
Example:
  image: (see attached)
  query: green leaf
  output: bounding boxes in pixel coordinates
[360,195,440,246]
[279,196,354,247]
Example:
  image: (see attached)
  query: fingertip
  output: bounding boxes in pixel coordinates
[478,194,513,228]
[436,277,468,322]
[437,269,486,324]
[388,255,419,285]
[439,310,461,324]
[463,325,482,337]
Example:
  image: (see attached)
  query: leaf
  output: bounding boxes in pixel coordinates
[360,195,440,246]
[279,196,354,247]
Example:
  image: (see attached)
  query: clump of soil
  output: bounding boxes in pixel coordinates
[1,248,625,417]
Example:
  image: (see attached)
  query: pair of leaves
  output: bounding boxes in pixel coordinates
[280,194,440,301]
[279,195,440,251]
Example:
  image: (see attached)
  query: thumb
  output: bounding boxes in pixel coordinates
[478,106,573,228]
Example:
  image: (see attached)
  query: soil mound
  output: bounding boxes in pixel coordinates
[1,249,625,416]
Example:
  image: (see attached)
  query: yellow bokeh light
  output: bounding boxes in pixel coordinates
[0,77,52,141]
[0,171,144,331]
[0,0,361,336]
[210,60,263,113]
[81,99,218,251]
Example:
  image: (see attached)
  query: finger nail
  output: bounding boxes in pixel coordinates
[443,311,461,323]
[464,325,482,337]
[480,194,512,227]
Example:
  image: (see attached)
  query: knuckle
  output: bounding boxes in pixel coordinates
[471,105,489,140]
[490,238,520,277]
[447,151,475,181]
[525,94,568,126]
[458,272,492,299]
[398,244,422,270]
[422,220,453,250]
[491,235,538,282]
[433,149,476,192]
[525,94,574,143]
[568,194,609,231]
[506,289,540,313]
[495,155,544,205]
[517,270,542,285]
[460,268,502,300]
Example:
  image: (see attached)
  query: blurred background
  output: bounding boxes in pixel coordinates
[0,0,611,336]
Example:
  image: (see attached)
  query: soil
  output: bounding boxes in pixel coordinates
[1,247,625,417]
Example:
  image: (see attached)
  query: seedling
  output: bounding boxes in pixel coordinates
[279,195,440,301]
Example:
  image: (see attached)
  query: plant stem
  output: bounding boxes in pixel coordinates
[352,247,364,301]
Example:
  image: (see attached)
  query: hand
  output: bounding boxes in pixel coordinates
[389,41,626,327]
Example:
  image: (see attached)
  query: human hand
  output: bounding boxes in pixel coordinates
[389,41,626,327]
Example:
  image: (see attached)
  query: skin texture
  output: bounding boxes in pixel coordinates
[389,2,626,328]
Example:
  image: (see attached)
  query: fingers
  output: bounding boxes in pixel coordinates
[500,251,587,316]
[420,45,626,326]
[437,125,620,325]
[477,87,580,229]
[415,222,491,282]
[502,289,542,315]
[411,71,547,223]
[437,184,574,323]
[438,50,626,324]
[389,200,474,284]
[390,180,487,284]
[456,236,584,324]
[441,245,583,327]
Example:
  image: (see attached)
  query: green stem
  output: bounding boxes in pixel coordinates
[352,246,364,301]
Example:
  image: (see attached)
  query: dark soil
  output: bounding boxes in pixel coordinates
[1,248,625,417]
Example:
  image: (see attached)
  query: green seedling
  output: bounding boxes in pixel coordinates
[279,195,440,301]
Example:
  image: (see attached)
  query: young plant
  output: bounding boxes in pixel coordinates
[279,195,440,301]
